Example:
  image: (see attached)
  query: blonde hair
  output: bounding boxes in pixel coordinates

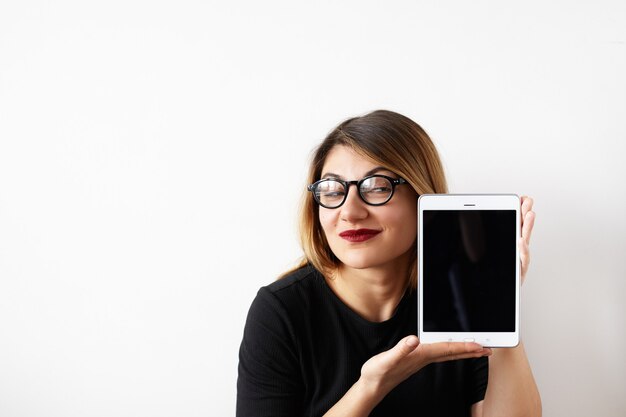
[282,110,448,290]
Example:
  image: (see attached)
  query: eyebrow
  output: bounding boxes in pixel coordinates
[321,166,394,179]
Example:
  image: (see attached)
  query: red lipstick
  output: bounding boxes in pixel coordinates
[338,229,381,242]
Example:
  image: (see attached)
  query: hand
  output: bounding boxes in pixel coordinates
[519,196,535,284]
[359,336,491,400]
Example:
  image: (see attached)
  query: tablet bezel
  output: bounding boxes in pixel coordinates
[417,194,520,348]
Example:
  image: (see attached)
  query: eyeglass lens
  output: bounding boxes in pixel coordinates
[314,176,394,207]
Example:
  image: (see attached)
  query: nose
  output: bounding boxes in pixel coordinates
[339,184,368,222]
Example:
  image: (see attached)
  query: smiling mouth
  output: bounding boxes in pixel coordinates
[338,229,381,242]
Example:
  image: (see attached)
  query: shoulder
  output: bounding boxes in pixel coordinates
[245,265,324,325]
[238,270,314,415]
[239,265,325,373]
[266,264,323,292]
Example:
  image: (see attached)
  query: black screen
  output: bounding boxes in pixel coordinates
[422,210,516,332]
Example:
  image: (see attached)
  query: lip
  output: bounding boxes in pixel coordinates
[338,228,381,242]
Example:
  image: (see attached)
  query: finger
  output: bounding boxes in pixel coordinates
[420,341,484,361]
[522,210,535,245]
[398,335,420,357]
[367,336,421,372]
[430,348,492,364]
[520,196,534,219]
[519,236,530,282]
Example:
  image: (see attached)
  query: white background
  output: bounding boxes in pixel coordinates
[1,1,625,416]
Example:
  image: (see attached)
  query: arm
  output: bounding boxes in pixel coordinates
[473,196,542,417]
[324,336,492,417]
[478,342,541,417]
[237,288,303,417]
[239,290,490,417]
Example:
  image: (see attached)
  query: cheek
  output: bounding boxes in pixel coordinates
[385,204,417,240]
[318,209,337,233]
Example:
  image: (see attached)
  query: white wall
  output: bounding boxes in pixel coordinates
[1,1,624,416]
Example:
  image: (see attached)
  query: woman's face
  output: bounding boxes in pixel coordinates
[318,145,418,272]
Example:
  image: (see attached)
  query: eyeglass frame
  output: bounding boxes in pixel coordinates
[307,174,411,209]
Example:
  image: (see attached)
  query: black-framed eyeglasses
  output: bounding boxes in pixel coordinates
[307,174,410,209]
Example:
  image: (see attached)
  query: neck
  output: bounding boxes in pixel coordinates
[327,255,411,323]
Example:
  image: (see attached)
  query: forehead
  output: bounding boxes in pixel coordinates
[321,145,386,178]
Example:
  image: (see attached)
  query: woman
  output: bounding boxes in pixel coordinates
[237,110,541,417]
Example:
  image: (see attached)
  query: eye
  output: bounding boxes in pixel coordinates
[370,186,391,193]
[361,177,392,194]
[321,190,345,198]
[316,180,345,200]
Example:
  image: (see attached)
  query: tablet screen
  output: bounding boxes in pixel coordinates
[422,210,516,332]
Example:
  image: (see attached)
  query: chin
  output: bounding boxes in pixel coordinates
[336,253,389,270]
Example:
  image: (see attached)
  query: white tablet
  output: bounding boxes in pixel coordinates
[417,194,520,347]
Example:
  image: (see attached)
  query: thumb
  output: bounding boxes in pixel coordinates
[396,335,420,357]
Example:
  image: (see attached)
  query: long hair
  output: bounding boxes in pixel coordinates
[282,110,448,290]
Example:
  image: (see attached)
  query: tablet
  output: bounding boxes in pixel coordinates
[417,194,520,347]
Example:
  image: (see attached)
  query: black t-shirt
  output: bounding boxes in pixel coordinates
[237,265,488,417]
